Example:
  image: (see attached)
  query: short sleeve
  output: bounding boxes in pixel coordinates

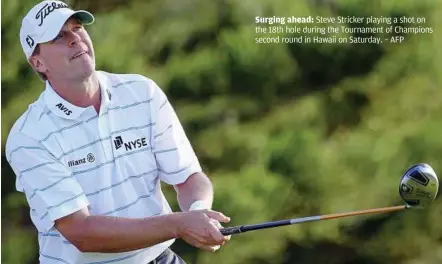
[5,132,89,231]
[149,80,202,185]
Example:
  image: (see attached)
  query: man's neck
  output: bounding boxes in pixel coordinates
[48,72,101,113]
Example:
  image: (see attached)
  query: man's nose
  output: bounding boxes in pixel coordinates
[68,32,81,47]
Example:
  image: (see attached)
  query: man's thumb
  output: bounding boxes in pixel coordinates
[205,210,231,223]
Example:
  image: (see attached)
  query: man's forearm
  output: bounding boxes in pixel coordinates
[175,172,214,211]
[66,213,182,253]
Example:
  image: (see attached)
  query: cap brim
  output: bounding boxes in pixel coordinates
[73,10,94,25]
[39,10,95,44]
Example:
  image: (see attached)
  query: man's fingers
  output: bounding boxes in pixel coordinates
[210,245,221,251]
[207,224,225,244]
[184,229,217,247]
[188,221,225,245]
[210,219,222,228]
[193,242,213,252]
[204,210,231,223]
[180,210,232,251]
[200,245,221,252]
[210,219,231,242]
[184,236,220,252]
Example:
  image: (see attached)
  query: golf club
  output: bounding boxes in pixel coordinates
[220,163,439,236]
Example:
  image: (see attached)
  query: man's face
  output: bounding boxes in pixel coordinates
[31,17,95,81]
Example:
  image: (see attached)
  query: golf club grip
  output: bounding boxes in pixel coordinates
[220,226,243,235]
[220,219,292,235]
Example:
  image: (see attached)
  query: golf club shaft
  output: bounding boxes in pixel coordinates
[220,204,410,236]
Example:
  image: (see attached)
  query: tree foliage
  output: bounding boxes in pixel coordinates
[2,0,441,263]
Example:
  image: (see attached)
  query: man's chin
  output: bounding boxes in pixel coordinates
[66,67,95,82]
[76,61,95,76]
[78,68,95,80]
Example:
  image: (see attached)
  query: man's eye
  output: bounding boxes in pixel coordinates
[53,34,63,41]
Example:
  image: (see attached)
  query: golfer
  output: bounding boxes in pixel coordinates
[5,1,230,263]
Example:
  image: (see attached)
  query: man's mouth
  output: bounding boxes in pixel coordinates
[71,51,87,60]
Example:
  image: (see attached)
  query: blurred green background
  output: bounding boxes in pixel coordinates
[2,0,442,263]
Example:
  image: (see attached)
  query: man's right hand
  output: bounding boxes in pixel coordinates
[54,207,231,253]
[175,210,231,252]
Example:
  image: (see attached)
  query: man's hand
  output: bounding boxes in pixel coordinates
[208,218,231,251]
[176,209,231,252]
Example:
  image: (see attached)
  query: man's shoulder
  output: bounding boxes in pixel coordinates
[5,99,47,157]
[98,71,157,88]
[98,71,164,99]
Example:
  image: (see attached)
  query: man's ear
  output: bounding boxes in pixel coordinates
[29,55,47,75]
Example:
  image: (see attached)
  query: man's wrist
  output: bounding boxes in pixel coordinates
[189,200,211,211]
[168,212,186,238]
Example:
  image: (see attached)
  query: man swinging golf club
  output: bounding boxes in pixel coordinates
[6,1,231,263]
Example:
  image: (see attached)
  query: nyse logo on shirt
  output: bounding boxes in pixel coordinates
[114,135,148,151]
[55,103,72,115]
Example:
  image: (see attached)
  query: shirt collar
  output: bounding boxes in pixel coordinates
[96,71,112,111]
[43,81,87,120]
[43,71,113,120]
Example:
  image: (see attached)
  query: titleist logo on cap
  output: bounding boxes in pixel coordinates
[36,2,69,26]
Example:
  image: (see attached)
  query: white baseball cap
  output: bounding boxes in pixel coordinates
[20,0,94,60]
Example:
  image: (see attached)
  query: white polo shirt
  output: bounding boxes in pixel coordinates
[5,71,202,264]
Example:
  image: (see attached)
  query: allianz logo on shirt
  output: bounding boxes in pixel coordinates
[114,135,148,151]
[68,153,95,167]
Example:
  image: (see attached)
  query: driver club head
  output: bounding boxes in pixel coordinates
[399,163,439,209]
